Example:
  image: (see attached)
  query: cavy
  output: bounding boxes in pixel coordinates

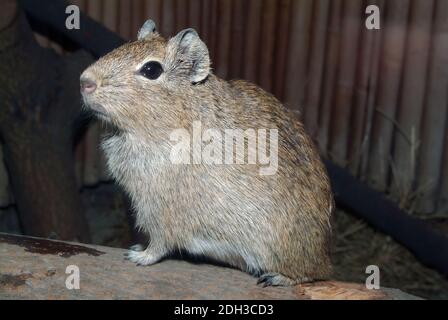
[80,19,333,286]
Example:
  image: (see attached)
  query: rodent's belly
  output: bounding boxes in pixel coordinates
[104,137,331,252]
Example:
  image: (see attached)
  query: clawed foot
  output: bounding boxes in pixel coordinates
[124,244,162,266]
[257,273,306,287]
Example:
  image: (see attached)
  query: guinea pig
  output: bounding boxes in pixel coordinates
[80,19,333,286]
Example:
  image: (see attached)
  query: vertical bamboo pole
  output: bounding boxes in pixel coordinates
[176,0,189,30]
[87,0,102,23]
[348,0,379,175]
[119,0,132,40]
[329,0,363,166]
[144,0,163,28]
[214,0,232,79]
[258,0,277,92]
[317,0,342,154]
[188,0,202,32]
[273,0,292,101]
[283,0,313,111]
[201,0,211,45]
[161,0,176,37]
[243,0,263,84]
[70,0,86,9]
[303,0,330,141]
[367,0,410,191]
[360,0,384,180]
[131,0,145,38]
[208,0,219,66]
[391,0,434,202]
[416,0,448,213]
[103,0,119,32]
[228,0,247,79]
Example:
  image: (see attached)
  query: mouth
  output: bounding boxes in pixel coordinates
[82,96,110,120]
[83,105,110,123]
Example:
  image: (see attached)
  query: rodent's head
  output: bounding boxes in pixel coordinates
[80,19,210,130]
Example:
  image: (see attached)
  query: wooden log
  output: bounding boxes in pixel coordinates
[303,0,330,141]
[328,0,363,166]
[367,0,410,191]
[416,0,448,214]
[0,233,420,300]
[0,1,92,241]
[391,0,434,205]
[283,0,313,111]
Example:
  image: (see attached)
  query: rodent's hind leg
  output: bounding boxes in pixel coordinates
[124,243,167,266]
[257,273,312,287]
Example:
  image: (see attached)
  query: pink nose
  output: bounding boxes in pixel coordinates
[80,77,97,94]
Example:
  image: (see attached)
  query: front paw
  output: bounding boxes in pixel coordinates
[124,249,160,266]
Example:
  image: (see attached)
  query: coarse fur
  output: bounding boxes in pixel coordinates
[80,21,334,286]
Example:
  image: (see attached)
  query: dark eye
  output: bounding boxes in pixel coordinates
[139,61,163,80]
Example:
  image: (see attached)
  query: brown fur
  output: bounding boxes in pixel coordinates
[80,24,333,286]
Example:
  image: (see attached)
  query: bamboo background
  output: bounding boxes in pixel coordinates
[1,0,447,217]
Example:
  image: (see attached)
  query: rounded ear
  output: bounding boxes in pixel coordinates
[137,19,157,40]
[167,28,210,83]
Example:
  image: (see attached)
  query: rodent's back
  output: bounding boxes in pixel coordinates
[224,79,334,279]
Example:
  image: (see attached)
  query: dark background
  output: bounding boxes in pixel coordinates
[0,0,447,298]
